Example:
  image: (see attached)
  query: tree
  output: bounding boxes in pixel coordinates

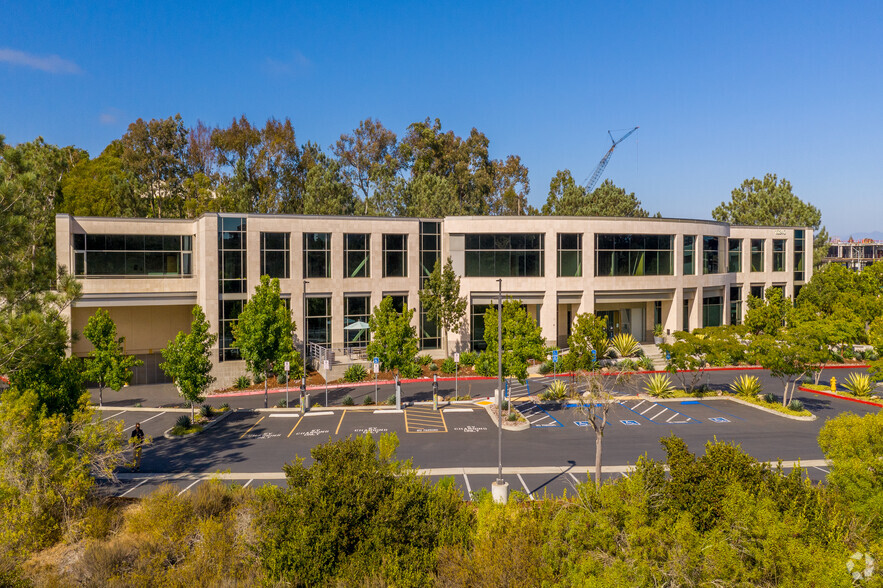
[748,332,818,406]
[564,313,609,370]
[541,172,651,217]
[232,275,301,407]
[302,152,356,215]
[59,141,136,217]
[119,114,190,218]
[160,305,218,420]
[418,258,467,356]
[744,286,791,337]
[406,173,459,218]
[712,173,828,267]
[82,309,141,407]
[574,367,634,486]
[333,118,399,215]
[489,155,532,215]
[8,354,87,419]
[818,411,883,533]
[658,331,715,394]
[365,296,419,371]
[479,299,545,384]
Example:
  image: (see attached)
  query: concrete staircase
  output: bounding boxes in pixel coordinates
[640,343,666,370]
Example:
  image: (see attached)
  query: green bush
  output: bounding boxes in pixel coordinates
[342,395,354,406]
[507,412,518,422]
[276,371,289,384]
[618,358,638,371]
[788,399,804,411]
[539,379,568,402]
[729,375,762,397]
[440,358,457,374]
[220,402,230,411]
[275,399,288,408]
[638,355,655,371]
[253,372,265,385]
[418,354,433,366]
[175,415,192,429]
[235,375,250,389]
[474,352,496,377]
[842,347,855,359]
[459,351,478,366]
[763,393,776,404]
[343,364,369,383]
[538,360,553,375]
[843,372,874,397]
[363,396,375,406]
[386,395,396,405]
[429,362,438,371]
[611,333,640,357]
[644,373,675,398]
[399,362,423,379]
[199,404,214,419]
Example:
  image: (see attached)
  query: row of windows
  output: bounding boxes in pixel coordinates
[73,234,193,277]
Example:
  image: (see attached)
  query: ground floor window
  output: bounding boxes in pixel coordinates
[703,296,723,328]
[344,295,370,349]
[306,296,331,347]
[420,304,440,350]
[470,304,490,351]
[654,300,662,327]
[729,286,742,325]
[683,299,690,332]
[219,299,243,361]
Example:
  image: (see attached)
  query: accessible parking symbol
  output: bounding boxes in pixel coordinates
[709,417,730,423]
[620,420,641,426]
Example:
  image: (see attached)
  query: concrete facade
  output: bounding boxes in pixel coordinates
[57,213,812,387]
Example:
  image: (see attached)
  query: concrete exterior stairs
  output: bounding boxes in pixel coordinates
[640,343,667,370]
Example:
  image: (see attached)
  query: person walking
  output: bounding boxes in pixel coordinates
[131,423,144,471]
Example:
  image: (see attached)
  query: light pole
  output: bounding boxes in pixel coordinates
[302,280,308,408]
[492,278,508,504]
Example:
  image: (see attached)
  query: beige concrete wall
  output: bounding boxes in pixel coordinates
[71,305,194,356]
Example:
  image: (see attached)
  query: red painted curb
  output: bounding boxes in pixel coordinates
[210,374,496,398]
[798,386,883,407]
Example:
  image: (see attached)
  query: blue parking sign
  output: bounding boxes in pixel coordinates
[591,349,597,359]
[552,350,558,363]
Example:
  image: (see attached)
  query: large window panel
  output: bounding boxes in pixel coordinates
[344,295,370,348]
[345,233,370,278]
[728,239,742,273]
[73,233,194,277]
[794,230,805,282]
[304,233,331,278]
[773,239,786,272]
[306,296,332,346]
[751,239,765,272]
[261,232,290,279]
[594,234,673,277]
[463,233,545,277]
[383,234,408,277]
[557,233,582,277]
[702,236,720,274]
[683,235,695,275]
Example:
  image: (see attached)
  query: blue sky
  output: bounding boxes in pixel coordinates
[2,1,881,237]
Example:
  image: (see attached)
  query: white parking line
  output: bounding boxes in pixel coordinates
[640,405,654,415]
[123,411,166,432]
[666,413,678,422]
[243,479,253,488]
[650,409,667,420]
[118,478,149,497]
[375,409,404,414]
[442,408,473,413]
[813,466,830,474]
[102,411,126,422]
[463,473,472,495]
[304,411,334,416]
[632,400,646,410]
[177,479,201,496]
[517,473,534,500]
[568,472,580,484]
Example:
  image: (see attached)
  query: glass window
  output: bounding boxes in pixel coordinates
[654,300,662,327]
[729,286,742,325]
[73,233,195,277]
[219,299,243,361]
[260,232,290,279]
[345,233,370,278]
[750,285,764,299]
[420,222,441,286]
[703,236,720,274]
[383,234,408,277]
[595,234,673,277]
[471,304,490,351]
[794,230,805,282]
[344,295,370,348]
[420,303,440,350]
[773,239,786,272]
[703,296,723,327]
[751,239,765,272]
[304,233,331,278]
[683,235,695,275]
[557,233,582,277]
[218,217,247,296]
[386,294,408,314]
[683,298,690,332]
[464,233,544,277]
[306,296,331,347]
[728,239,742,273]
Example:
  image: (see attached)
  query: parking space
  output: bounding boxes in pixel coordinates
[404,406,448,433]
[97,409,183,439]
[618,398,698,424]
[517,401,564,427]
[672,400,748,423]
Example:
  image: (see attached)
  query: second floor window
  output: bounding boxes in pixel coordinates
[304,233,331,278]
[773,239,786,272]
[345,233,370,278]
[260,232,290,279]
[383,234,408,277]
[751,239,765,272]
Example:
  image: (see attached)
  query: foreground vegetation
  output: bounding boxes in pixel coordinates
[2,412,882,586]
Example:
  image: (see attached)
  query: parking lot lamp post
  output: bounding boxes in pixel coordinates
[302,280,308,408]
[492,279,509,503]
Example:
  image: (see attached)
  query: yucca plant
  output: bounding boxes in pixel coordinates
[843,373,874,397]
[644,373,675,398]
[729,375,762,397]
[540,379,569,402]
[611,333,640,358]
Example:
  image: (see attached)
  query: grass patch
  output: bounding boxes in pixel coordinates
[734,394,812,417]
[170,424,204,436]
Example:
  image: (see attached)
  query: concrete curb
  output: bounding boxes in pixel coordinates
[481,402,530,431]
[95,405,193,413]
[798,386,883,408]
[163,408,235,439]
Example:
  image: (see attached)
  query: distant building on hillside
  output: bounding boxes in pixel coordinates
[824,238,883,271]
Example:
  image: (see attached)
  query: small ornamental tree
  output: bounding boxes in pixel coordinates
[744,286,790,337]
[233,275,302,408]
[748,332,820,406]
[160,305,218,420]
[418,257,467,356]
[83,308,142,407]
[658,331,713,394]
[480,299,545,384]
[366,296,419,372]
[565,313,609,370]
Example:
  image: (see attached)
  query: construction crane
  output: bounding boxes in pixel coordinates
[585,126,639,192]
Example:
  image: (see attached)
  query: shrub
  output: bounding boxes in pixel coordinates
[644,373,675,398]
[399,362,423,379]
[253,372,265,385]
[343,364,369,383]
[418,354,433,366]
[538,360,553,375]
[539,379,568,402]
[618,358,638,372]
[639,356,655,371]
[363,396,375,406]
[843,372,874,397]
[788,399,804,412]
[175,415,192,429]
[500,400,509,411]
[459,351,478,367]
[842,347,855,359]
[729,375,762,397]
[429,362,438,371]
[507,412,518,422]
[342,395,354,406]
[200,404,214,418]
[386,395,396,405]
[275,399,288,408]
[235,375,250,389]
[474,352,496,377]
[440,358,457,374]
[763,393,776,404]
[611,333,640,358]
[277,371,289,384]
[220,402,230,411]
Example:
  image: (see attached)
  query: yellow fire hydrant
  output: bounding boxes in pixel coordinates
[830,376,837,393]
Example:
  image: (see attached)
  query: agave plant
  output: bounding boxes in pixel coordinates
[540,379,570,402]
[843,373,874,397]
[729,375,762,397]
[644,373,675,398]
[611,333,640,358]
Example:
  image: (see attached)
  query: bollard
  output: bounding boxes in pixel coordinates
[304,393,311,412]
[433,374,439,410]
